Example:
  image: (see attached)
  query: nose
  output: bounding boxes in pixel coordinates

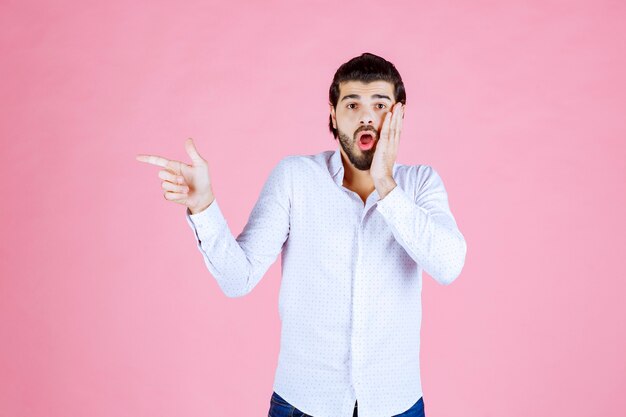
[358,107,375,126]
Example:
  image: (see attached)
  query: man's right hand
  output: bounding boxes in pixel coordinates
[135,138,215,214]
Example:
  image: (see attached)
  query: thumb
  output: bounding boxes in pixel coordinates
[185,137,206,165]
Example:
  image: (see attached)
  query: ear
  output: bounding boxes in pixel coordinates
[329,104,337,129]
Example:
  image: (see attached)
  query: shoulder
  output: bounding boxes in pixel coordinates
[267,154,302,175]
[275,149,334,175]
[393,163,447,199]
[414,164,442,184]
[396,162,442,181]
[414,165,451,204]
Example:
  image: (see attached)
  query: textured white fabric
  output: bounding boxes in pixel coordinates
[185,145,467,417]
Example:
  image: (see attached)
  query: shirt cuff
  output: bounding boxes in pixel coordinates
[185,200,228,241]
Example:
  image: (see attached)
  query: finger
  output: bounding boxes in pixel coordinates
[185,138,206,165]
[135,154,186,175]
[393,104,403,144]
[161,180,189,194]
[158,169,185,185]
[163,191,189,203]
[136,154,169,167]
[380,110,392,141]
[389,103,400,141]
[397,106,404,143]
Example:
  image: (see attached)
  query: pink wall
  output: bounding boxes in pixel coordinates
[1,0,624,416]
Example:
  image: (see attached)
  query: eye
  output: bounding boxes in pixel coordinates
[347,103,357,109]
[376,103,387,109]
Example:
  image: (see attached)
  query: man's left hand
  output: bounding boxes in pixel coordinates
[371,102,404,198]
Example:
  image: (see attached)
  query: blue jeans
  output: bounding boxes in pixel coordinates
[268,391,425,417]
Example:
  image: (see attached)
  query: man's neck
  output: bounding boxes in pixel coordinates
[340,152,375,192]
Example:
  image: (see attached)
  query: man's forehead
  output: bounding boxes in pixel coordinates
[339,80,395,100]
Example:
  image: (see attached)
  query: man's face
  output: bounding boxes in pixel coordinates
[330,80,396,171]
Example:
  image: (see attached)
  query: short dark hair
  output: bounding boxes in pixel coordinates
[328,52,406,139]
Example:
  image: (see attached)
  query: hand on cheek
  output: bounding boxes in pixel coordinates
[370,102,403,184]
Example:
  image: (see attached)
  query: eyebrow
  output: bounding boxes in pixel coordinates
[340,94,392,102]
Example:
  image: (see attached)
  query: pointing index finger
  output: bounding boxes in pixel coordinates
[135,154,184,175]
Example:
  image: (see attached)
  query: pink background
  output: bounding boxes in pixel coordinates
[1,0,625,416]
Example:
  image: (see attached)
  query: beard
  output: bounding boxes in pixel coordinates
[337,127,377,171]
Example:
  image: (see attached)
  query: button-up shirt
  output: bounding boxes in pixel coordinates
[185,145,467,417]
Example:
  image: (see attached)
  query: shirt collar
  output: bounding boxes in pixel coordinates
[329,145,344,186]
[328,144,399,203]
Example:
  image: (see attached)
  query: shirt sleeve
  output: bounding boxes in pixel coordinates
[184,157,292,297]
[375,165,467,285]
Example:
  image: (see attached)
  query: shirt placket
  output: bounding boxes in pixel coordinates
[348,192,378,398]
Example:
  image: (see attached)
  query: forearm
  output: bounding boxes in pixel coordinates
[186,201,255,297]
[376,185,467,285]
[185,157,292,297]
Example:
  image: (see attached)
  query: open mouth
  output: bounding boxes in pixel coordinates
[357,132,375,151]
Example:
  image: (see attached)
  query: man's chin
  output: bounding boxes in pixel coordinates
[353,153,374,170]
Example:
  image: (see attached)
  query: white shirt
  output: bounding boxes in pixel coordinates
[185,145,467,417]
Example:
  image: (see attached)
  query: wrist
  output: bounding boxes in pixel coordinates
[374,176,397,199]
[189,194,215,215]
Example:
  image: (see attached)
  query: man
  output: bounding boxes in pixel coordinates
[136,52,467,417]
